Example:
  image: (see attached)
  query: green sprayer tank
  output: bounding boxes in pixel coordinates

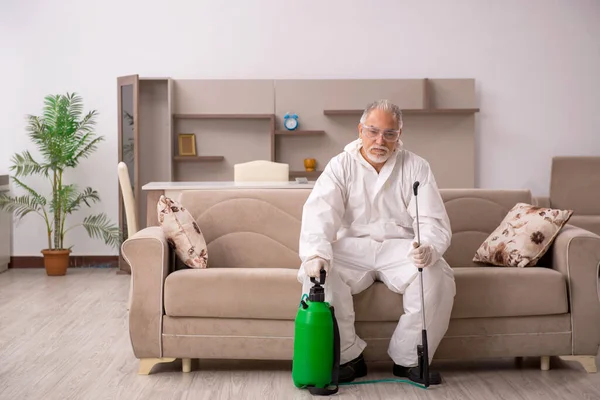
[292,269,340,395]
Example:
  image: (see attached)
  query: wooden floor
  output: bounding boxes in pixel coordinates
[0,268,599,400]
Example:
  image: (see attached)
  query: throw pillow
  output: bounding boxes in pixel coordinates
[473,203,573,267]
[157,195,208,269]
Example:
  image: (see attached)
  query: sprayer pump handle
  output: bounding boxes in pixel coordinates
[319,268,326,285]
[309,268,327,286]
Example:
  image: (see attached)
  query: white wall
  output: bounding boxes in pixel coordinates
[1,0,599,256]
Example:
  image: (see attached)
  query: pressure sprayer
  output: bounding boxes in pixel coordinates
[292,181,430,395]
[291,269,341,395]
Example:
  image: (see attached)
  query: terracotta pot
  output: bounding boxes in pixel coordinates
[41,249,72,276]
[304,158,316,172]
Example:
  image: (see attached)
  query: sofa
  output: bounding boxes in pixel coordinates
[122,188,600,375]
[535,156,600,236]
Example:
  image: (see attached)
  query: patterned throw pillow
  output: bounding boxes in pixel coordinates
[157,195,208,269]
[473,203,573,267]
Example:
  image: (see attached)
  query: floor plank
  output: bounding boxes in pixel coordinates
[0,268,598,400]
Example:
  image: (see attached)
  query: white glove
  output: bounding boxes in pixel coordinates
[303,256,329,278]
[409,242,435,269]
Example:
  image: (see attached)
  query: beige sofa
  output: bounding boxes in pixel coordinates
[122,188,600,375]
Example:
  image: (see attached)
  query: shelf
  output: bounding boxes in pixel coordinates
[404,108,480,115]
[289,170,323,179]
[275,130,325,136]
[323,108,479,116]
[139,77,170,81]
[173,113,275,119]
[173,156,225,162]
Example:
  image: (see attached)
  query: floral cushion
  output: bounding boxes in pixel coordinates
[473,203,573,267]
[157,195,208,269]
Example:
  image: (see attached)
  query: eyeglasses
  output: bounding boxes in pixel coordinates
[361,124,400,142]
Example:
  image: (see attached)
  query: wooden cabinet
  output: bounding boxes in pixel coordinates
[116,76,479,246]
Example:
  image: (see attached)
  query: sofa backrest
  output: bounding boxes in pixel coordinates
[550,156,600,214]
[440,189,532,267]
[176,187,532,269]
[178,189,311,269]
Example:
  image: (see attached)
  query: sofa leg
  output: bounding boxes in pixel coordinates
[182,358,192,373]
[559,356,598,373]
[138,357,176,375]
[540,356,550,371]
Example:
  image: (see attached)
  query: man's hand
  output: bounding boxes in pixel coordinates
[409,242,435,269]
[303,256,329,278]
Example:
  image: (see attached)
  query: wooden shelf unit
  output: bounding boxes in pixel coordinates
[173,113,275,119]
[118,76,479,231]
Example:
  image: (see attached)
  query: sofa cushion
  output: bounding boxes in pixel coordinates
[158,195,208,269]
[354,267,567,321]
[164,268,302,319]
[164,267,568,322]
[473,203,572,267]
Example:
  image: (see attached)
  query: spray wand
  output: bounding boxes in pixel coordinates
[412,181,430,388]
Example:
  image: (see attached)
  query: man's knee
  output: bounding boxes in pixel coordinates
[424,259,455,294]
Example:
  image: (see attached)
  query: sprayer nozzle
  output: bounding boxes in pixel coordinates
[413,181,420,196]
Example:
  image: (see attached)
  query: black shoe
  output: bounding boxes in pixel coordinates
[338,354,368,383]
[393,364,442,385]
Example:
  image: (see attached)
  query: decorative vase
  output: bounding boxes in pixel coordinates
[41,249,72,276]
[304,158,316,172]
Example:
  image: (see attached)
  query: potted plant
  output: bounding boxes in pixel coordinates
[0,93,121,276]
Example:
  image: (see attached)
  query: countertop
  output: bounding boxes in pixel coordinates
[142,181,316,191]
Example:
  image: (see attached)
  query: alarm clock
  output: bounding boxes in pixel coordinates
[283,113,299,131]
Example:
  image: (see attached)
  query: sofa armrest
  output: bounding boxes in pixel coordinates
[551,224,600,355]
[122,226,170,359]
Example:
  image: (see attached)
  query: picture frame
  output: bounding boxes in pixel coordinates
[178,134,196,156]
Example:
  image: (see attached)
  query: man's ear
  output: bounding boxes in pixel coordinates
[357,123,363,139]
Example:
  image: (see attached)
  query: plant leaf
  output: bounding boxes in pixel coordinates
[11,176,47,207]
[0,194,43,219]
[9,151,48,177]
[69,136,104,167]
[65,187,100,213]
[81,213,122,249]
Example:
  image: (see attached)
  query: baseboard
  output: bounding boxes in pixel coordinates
[9,255,119,268]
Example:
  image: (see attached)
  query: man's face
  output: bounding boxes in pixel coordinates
[358,109,401,165]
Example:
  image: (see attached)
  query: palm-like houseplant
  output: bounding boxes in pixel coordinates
[0,93,121,275]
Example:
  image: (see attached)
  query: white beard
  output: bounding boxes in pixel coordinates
[364,143,398,164]
[365,148,390,163]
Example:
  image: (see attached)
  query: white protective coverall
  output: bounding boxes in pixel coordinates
[297,138,456,367]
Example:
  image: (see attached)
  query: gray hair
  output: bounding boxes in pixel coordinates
[359,99,403,129]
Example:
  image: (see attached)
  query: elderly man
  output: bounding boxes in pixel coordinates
[297,99,456,385]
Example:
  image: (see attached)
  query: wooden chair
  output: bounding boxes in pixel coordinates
[117,162,138,311]
[233,160,289,182]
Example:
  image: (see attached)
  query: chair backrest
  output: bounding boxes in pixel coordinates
[234,160,289,182]
[117,162,138,237]
[550,156,600,214]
